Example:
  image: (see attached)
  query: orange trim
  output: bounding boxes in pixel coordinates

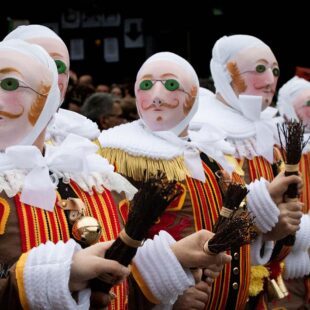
[118,199,129,225]
[14,194,69,252]
[300,153,310,212]
[0,197,10,235]
[186,160,250,309]
[131,263,160,304]
[69,181,126,309]
[167,183,186,211]
[16,252,30,310]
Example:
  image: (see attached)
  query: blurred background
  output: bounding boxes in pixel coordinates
[1,1,308,85]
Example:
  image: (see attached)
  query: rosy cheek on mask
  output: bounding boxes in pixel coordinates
[0,93,25,114]
[137,92,153,110]
[58,74,68,100]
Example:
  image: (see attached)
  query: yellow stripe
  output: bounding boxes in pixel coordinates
[16,253,30,310]
[131,263,160,304]
[0,197,10,235]
[185,177,202,232]
[30,208,41,245]
[97,193,116,239]
[20,202,31,251]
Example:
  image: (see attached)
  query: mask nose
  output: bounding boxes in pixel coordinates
[264,68,275,85]
[153,97,163,105]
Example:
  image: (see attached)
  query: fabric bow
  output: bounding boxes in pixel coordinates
[154,124,234,183]
[239,95,278,163]
[4,134,102,211]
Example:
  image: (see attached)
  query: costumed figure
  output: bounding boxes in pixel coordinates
[4,24,100,146]
[0,39,229,310]
[99,51,284,309]
[273,76,310,309]
[190,34,304,308]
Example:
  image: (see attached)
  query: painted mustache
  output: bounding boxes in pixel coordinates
[141,100,179,111]
[0,106,24,119]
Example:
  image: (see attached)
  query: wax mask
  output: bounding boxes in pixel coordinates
[230,46,279,110]
[293,88,310,131]
[0,49,52,150]
[27,37,69,102]
[135,60,197,131]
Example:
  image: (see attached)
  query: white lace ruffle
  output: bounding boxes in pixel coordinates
[0,169,137,200]
[46,109,100,145]
[228,137,261,160]
[0,169,26,197]
[69,171,137,200]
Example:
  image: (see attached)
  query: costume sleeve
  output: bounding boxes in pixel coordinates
[131,231,195,306]
[250,234,274,265]
[284,214,310,279]
[246,178,279,233]
[1,239,90,310]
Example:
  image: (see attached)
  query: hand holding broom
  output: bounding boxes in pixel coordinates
[91,171,180,293]
[277,119,309,245]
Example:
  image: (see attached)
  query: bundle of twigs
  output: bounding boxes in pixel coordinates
[207,212,256,254]
[278,120,309,198]
[213,182,249,233]
[277,119,309,245]
[206,182,256,254]
[91,171,180,293]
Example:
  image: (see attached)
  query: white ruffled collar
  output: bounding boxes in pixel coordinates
[190,93,280,162]
[99,119,235,180]
[0,135,136,209]
[46,108,100,145]
[99,120,186,160]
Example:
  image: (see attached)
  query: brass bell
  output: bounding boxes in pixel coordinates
[72,216,102,246]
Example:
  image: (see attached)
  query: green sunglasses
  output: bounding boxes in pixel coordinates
[139,79,191,96]
[0,77,48,97]
[55,59,67,74]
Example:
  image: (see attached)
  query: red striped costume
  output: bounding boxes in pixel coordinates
[119,155,250,310]
[0,181,127,310]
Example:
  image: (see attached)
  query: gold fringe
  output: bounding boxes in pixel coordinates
[102,148,189,181]
[249,265,269,297]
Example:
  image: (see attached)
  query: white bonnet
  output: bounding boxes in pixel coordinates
[4,24,64,42]
[210,34,271,112]
[277,76,310,119]
[136,52,199,136]
[0,39,60,146]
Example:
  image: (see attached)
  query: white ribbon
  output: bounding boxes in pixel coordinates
[4,134,106,211]
[239,95,277,163]
[154,124,234,183]
[6,146,57,211]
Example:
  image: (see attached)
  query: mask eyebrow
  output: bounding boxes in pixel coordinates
[160,73,178,79]
[141,74,153,79]
[0,67,24,77]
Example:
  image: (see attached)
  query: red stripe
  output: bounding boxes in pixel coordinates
[54,200,70,242]
[46,210,59,243]
[36,208,48,244]
[93,191,113,240]
[103,190,121,234]
[23,201,36,249]
[186,177,203,230]
[14,195,28,253]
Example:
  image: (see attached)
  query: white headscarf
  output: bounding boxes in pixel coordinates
[136,52,199,136]
[277,76,310,120]
[4,24,69,107]
[210,34,270,113]
[136,53,233,181]
[4,24,65,45]
[0,39,60,147]
[209,35,279,162]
